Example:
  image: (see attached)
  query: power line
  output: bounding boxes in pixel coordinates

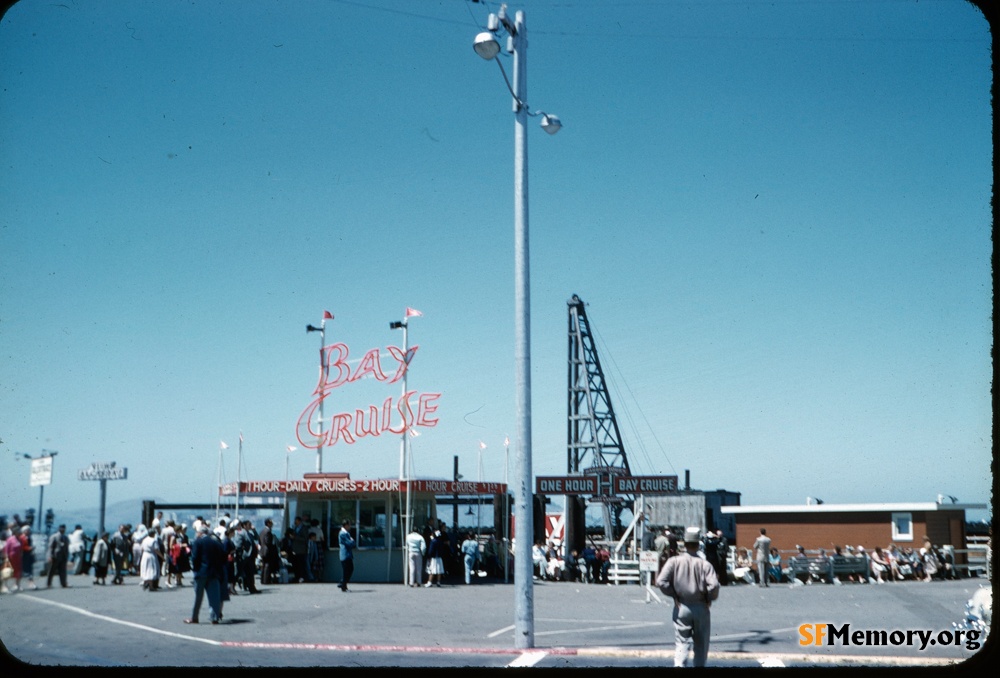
[591,319,677,477]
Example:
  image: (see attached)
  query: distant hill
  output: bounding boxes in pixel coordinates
[1,497,155,536]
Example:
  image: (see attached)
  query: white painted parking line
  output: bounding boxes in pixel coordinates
[489,624,516,638]
[21,594,222,646]
[508,651,548,667]
[489,617,664,640]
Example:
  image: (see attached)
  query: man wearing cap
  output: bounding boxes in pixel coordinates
[655,526,720,668]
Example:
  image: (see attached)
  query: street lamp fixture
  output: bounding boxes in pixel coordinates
[472,7,561,137]
[540,114,562,135]
[473,31,500,61]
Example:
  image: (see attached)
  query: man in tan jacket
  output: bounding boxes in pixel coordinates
[655,527,720,667]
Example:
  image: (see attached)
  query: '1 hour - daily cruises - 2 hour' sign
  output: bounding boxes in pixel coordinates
[295,340,441,450]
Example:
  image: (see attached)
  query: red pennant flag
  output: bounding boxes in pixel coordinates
[323,310,334,320]
[405,307,422,318]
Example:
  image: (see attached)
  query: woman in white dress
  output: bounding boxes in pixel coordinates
[131,524,147,575]
[139,528,161,591]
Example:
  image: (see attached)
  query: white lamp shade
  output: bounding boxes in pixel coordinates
[473,32,500,60]
[540,114,562,135]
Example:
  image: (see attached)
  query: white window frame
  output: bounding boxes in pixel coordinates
[891,512,913,542]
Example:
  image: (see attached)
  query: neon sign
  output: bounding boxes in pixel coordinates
[295,341,441,449]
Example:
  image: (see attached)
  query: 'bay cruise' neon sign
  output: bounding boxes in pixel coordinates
[295,341,441,450]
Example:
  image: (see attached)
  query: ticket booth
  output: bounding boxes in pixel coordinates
[222,474,508,583]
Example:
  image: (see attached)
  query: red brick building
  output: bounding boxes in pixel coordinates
[720,501,985,561]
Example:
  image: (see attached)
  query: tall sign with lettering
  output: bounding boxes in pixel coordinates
[77,462,128,535]
[295,341,442,452]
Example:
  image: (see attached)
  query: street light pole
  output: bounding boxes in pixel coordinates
[306,311,332,473]
[510,11,534,649]
[473,5,560,650]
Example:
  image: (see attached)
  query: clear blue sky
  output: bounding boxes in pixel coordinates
[1,0,992,524]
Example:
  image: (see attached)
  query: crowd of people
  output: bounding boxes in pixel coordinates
[402,519,504,588]
[3,511,966,597]
[715,533,959,586]
[2,512,519,596]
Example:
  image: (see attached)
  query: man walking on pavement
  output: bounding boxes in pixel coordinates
[656,527,720,668]
[46,524,70,588]
[186,523,226,624]
[753,528,772,587]
[110,525,129,585]
[338,519,355,592]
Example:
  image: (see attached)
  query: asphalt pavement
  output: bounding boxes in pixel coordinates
[0,570,993,669]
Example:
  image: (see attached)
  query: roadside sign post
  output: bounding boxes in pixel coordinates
[28,454,56,537]
[639,550,662,604]
[77,462,128,536]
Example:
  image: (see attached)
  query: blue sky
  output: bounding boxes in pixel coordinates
[0,0,992,524]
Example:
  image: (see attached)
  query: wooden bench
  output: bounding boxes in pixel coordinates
[789,556,831,582]
[831,555,869,581]
[789,555,869,583]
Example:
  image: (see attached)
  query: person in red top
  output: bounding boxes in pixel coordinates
[18,526,38,590]
[3,524,23,592]
[597,546,611,584]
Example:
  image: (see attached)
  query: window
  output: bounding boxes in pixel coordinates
[891,512,913,541]
[358,499,388,548]
[323,497,437,550]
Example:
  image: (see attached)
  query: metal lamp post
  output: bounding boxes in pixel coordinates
[306,311,333,473]
[473,4,561,650]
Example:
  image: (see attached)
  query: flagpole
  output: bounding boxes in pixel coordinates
[284,446,295,526]
[235,433,242,520]
[391,307,420,586]
[318,318,326,474]
[215,443,223,525]
[477,442,485,540]
[307,312,332,474]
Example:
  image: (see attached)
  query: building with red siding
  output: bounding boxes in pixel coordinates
[720,500,986,568]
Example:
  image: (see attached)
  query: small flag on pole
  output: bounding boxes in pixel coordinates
[408,429,421,438]
[504,436,510,448]
[286,445,297,453]
[479,440,487,450]
[239,432,244,443]
[405,307,423,318]
[220,441,229,450]
[323,310,334,320]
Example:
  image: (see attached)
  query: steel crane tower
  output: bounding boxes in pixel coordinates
[565,294,632,545]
